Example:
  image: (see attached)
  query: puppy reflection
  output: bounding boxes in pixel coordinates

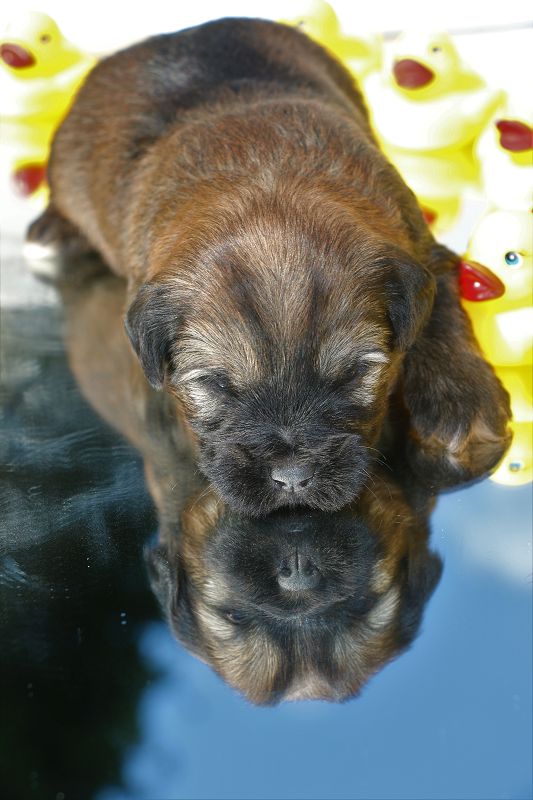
[61,267,442,705]
[147,478,441,704]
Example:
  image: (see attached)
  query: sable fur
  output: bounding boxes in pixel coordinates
[28,18,511,513]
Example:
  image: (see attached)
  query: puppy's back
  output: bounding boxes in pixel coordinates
[61,17,365,140]
[48,18,370,269]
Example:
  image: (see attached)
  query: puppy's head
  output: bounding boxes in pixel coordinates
[127,197,435,514]
[146,477,442,705]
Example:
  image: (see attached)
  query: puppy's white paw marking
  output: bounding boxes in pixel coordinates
[23,240,60,260]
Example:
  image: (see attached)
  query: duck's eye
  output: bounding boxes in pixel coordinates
[504,251,523,268]
[430,45,442,53]
[40,34,51,43]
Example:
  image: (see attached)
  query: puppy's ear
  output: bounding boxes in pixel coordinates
[397,541,443,646]
[125,281,180,389]
[144,543,176,611]
[384,252,436,350]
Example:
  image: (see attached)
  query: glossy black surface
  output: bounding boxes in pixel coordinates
[0,237,531,800]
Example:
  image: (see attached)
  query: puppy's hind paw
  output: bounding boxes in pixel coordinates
[25,205,96,279]
[22,239,63,278]
[407,414,513,491]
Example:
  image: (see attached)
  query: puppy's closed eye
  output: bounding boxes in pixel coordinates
[339,353,388,385]
[221,609,248,625]
[197,373,233,394]
[178,370,234,396]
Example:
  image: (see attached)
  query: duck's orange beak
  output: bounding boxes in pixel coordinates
[0,43,35,68]
[393,59,434,89]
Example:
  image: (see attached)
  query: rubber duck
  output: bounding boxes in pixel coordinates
[281,1,381,79]
[363,31,503,152]
[0,11,95,121]
[476,97,533,211]
[463,210,532,367]
[0,117,52,199]
[0,12,95,199]
[461,210,532,486]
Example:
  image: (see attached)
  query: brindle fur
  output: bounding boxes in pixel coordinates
[29,18,511,513]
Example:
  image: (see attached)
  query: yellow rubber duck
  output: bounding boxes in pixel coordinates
[462,210,532,486]
[464,210,532,367]
[0,11,95,199]
[281,1,381,79]
[363,31,503,152]
[476,97,533,212]
[0,11,95,121]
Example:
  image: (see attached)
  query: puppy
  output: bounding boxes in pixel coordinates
[148,478,443,704]
[59,268,442,705]
[29,18,511,514]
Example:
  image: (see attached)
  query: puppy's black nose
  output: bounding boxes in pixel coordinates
[278,552,321,591]
[271,463,314,491]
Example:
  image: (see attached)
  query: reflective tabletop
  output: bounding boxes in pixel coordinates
[1,192,532,800]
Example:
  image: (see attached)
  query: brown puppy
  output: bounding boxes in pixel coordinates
[148,479,443,705]
[61,267,442,705]
[28,18,511,514]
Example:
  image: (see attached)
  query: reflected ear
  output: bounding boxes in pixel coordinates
[397,542,443,646]
[124,281,180,389]
[145,542,206,660]
[384,252,436,350]
[144,543,176,611]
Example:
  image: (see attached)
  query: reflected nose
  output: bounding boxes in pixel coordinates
[271,463,314,491]
[278,552,321,591]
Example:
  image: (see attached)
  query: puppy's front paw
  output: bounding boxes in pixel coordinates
[404,356,512,489]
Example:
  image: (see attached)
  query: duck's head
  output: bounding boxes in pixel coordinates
[0,11,81,79]
[464,210,532,368]
[282,1,380,77]
[387,32,462,97]
[287,0,341,43]
[467,210,532,309]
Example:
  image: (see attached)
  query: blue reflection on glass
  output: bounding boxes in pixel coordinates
[99,481,532,800]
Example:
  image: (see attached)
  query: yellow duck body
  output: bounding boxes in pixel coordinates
[280,0,381,79]
[363,32,503,153]
[380,144,477,234]
[463,210,532,486]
